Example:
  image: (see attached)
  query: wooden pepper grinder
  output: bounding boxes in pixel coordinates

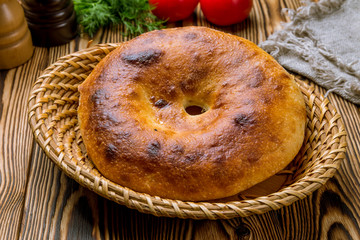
[0,0,34,69]
[21,0,77,47]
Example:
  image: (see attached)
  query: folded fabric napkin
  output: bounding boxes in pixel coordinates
[260,0,360,105]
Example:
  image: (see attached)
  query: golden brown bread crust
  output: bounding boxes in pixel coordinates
[78,27,306,201]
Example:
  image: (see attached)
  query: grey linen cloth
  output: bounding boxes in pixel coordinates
[260,0,360,105]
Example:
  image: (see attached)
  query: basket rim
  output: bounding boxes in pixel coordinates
[27,43,347,219]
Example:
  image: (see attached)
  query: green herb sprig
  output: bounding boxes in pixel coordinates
[73,0,165,37]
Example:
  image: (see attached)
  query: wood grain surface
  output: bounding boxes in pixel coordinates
[1,0,359,239]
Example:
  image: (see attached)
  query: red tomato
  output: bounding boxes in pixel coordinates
[200,0,253,26]
[149,0,199,22]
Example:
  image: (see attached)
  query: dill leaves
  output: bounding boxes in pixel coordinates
[73,0,165,37]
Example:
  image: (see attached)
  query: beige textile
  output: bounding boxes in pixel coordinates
[260,0,360,104]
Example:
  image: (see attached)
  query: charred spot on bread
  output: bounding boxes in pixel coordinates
[147,140,161,158]
[171,144,185,154]
[184,153,199,163]
[122,49,163,66]
[91,112,122,133]
[105,143,118,161]
[154,99,168,108]
[234,113,256,128]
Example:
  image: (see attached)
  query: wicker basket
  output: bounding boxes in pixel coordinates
[28,43,347,219]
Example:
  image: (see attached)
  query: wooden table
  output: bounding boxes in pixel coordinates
[1,0,359,239]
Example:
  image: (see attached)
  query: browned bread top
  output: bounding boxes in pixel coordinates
[78,27,306,201]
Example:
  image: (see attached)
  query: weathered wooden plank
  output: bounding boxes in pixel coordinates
[18,40,96,239]
[0,46,51,239]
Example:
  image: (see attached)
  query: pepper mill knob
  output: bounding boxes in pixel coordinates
[21,0,77,46]
[0,0,34,69]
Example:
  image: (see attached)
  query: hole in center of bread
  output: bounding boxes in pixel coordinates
[185,105,206,115]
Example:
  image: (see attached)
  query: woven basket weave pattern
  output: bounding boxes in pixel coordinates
[28,44,347,219]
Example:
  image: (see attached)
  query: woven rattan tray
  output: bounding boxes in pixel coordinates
[28,43,347,219]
